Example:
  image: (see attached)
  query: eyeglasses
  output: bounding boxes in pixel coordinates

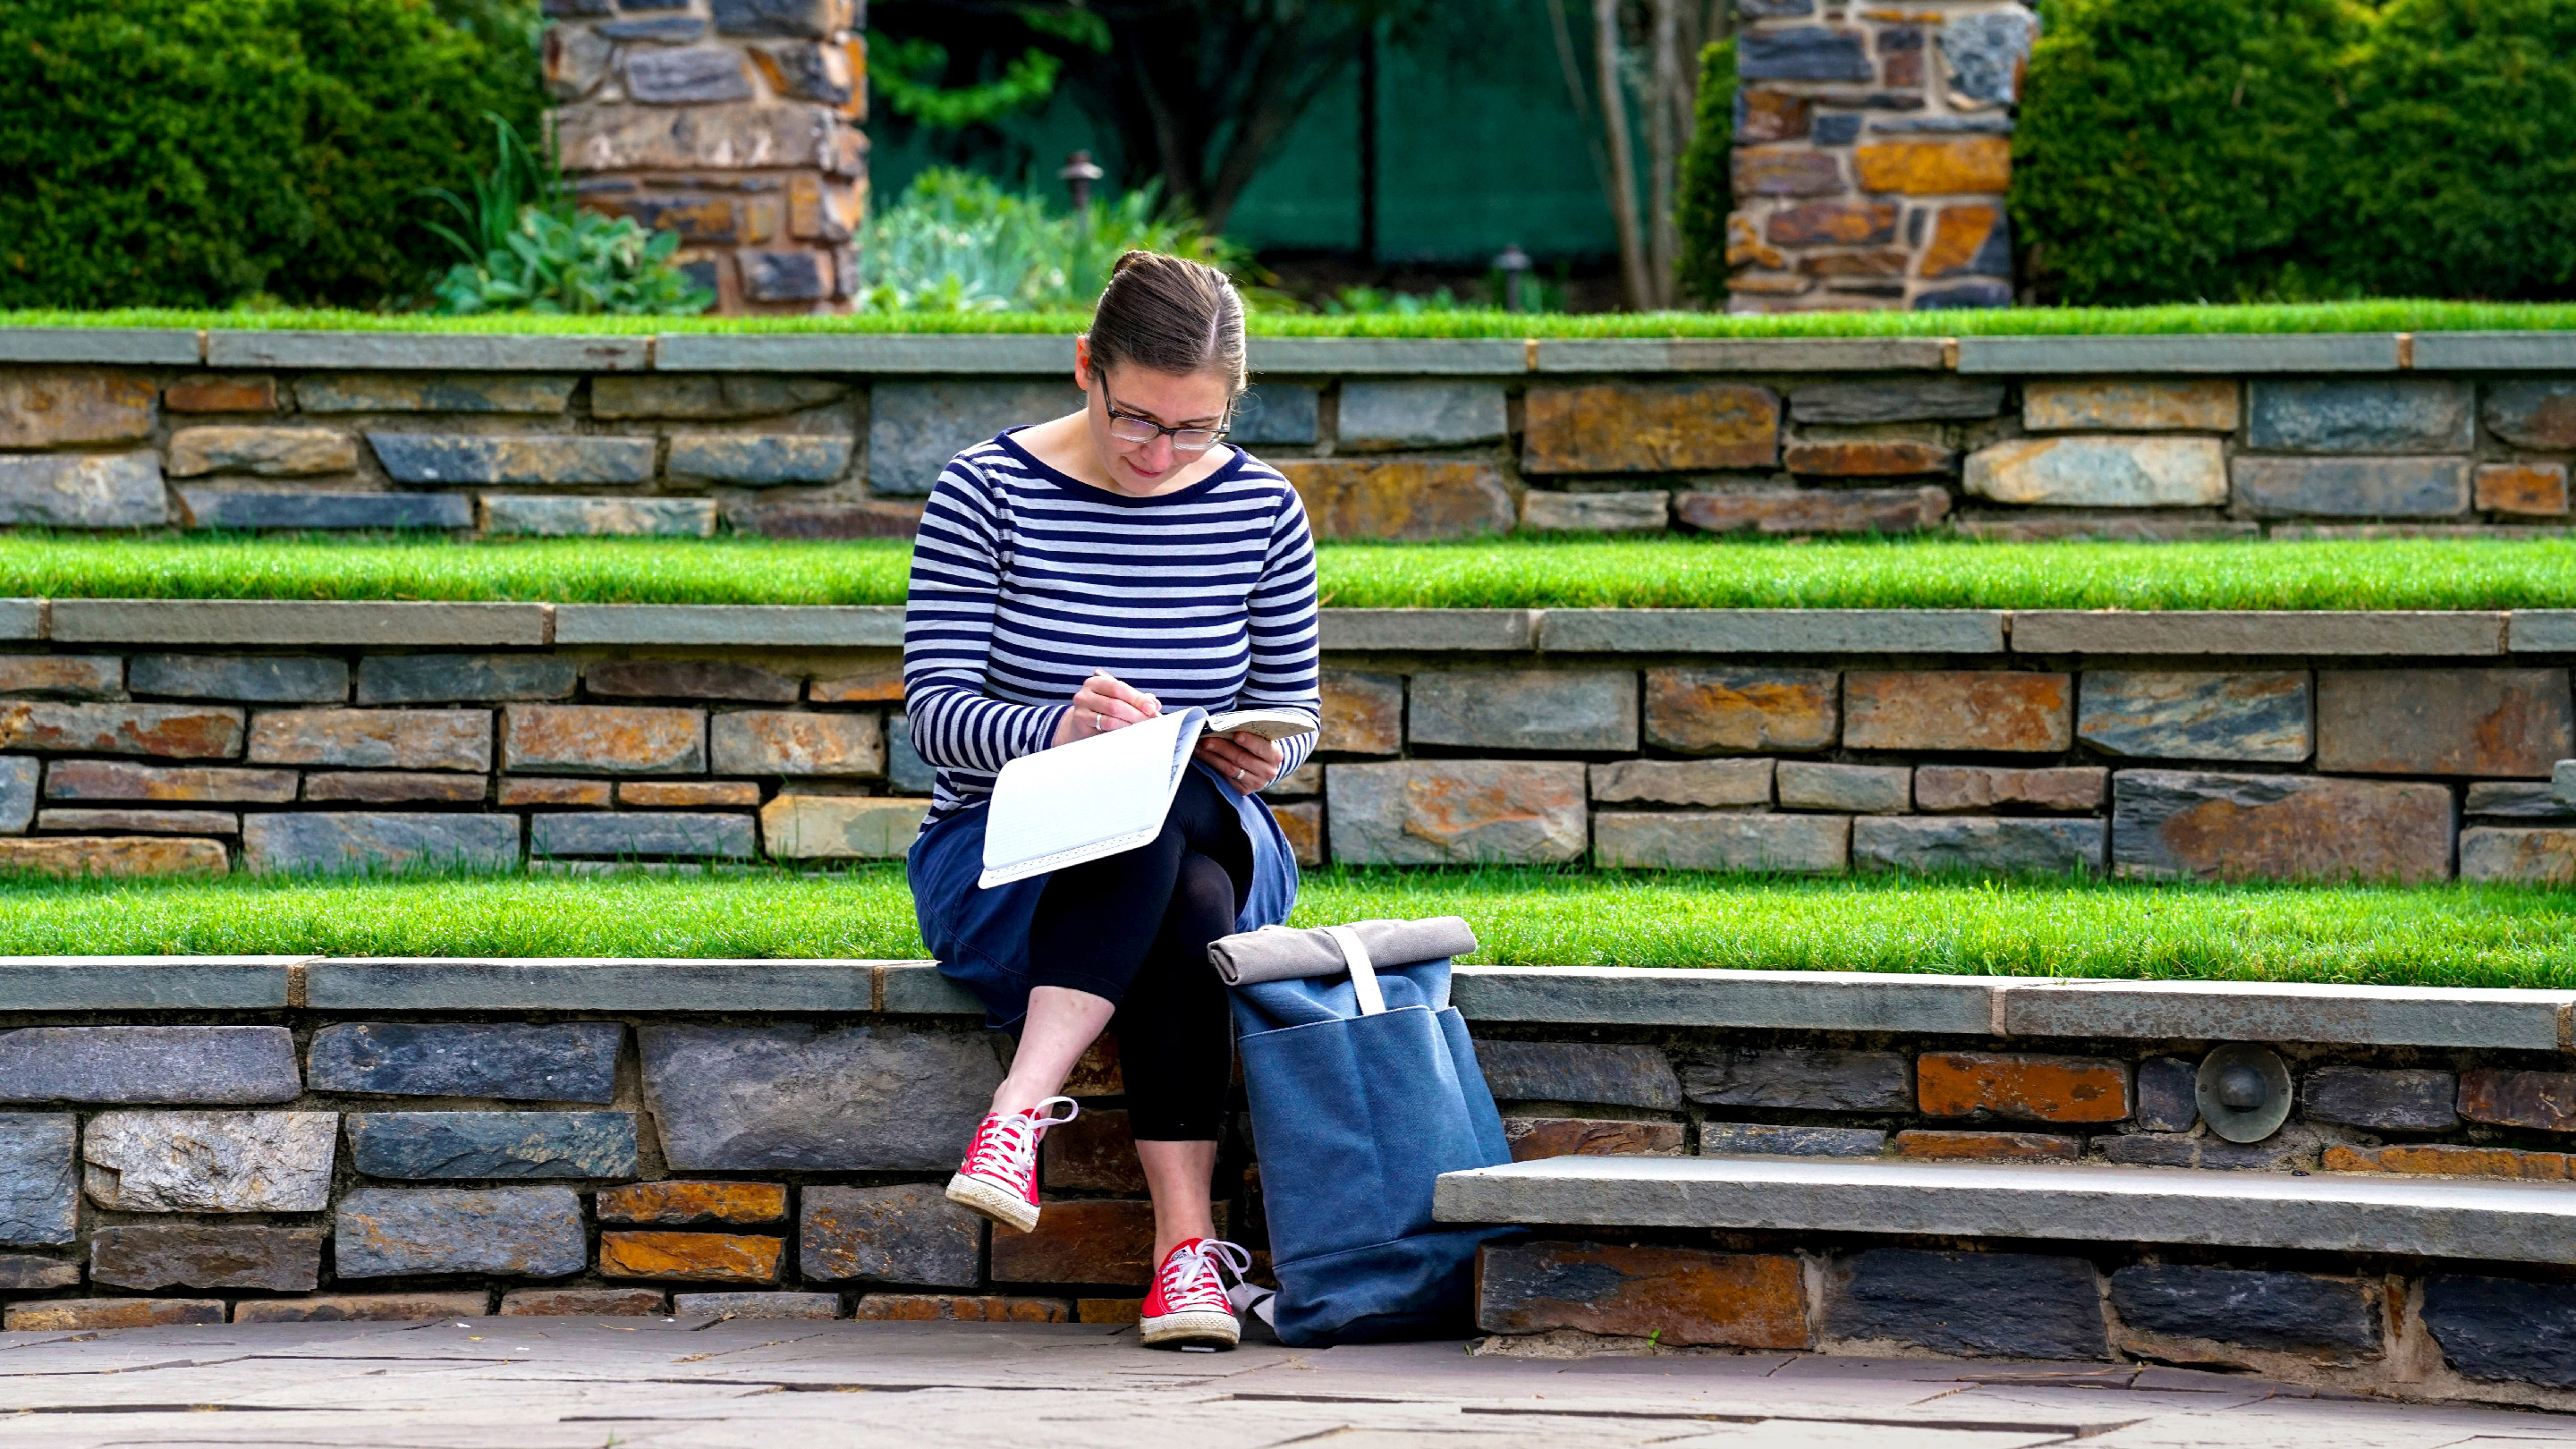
[1104,401,1229,453]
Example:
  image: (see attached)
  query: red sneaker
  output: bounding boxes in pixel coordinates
[944,1097,1078,1233]
[1140,1238,1250,1350]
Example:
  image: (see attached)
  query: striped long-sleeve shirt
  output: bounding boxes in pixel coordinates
[902,430,1322,822]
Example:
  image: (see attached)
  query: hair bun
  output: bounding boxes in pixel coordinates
[1110,250,1155,276]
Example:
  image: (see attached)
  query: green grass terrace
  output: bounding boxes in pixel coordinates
[8,868,2576,991]
[13,300,2576,338]
[10,534,2576,611]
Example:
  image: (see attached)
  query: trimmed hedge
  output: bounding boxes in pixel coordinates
[1675,38,1736,306]
[0,0,541,309]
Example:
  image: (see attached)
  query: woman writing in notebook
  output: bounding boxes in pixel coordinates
[901,251,1320,1352]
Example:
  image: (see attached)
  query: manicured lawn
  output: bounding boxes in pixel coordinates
[13,533,2576,612]
[7,868,2575,990]
[9,300,2576,338]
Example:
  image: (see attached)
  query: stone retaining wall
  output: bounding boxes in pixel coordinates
[2,601,2576,883]
[9,330,2576,538]
[3,959,2574,1406]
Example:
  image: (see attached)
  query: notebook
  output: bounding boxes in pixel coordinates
[978,707,1318,888]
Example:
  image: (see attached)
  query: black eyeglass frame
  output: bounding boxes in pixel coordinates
[1101,399,1233,453]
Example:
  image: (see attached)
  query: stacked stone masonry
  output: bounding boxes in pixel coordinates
[13,331,2576,538]
[3,961,2576,1406]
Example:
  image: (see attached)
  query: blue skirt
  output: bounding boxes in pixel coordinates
[906,761,1301,1031]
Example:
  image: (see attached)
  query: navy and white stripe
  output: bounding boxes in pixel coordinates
[902,429,1321,821]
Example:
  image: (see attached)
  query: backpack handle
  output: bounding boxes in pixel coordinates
[1322,925,1385,1016]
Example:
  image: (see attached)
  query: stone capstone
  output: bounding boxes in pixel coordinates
[1644,667,1838,753]
[1278,459,1516,541]
[334,1186,588,1278]
[89,1224,323,1292]
[345,1111,639,1180]
[0,1116,75,1246]
[131,655,348,703]
[0,1026,298,1105]
[1824,1249,2107,1360]
[2109,770,2453,884]
[2076,672,2312,763]
[1594,811,1849,873]
[1852,817,2106,876]
[242,812,521,875]
[1523,382,1781,474]
[0,452,166,528]
[640,1022,1004,1171]
[2247,379,2473,453]
[307,1022,622,1102]
[82,1110,335,1211]
[2316,668,2573,777]
[1683,1048,1910,1112]
[1406,671,1639,752]
[1963,436,2227,508]
[2108,1265,2377,1355]
[2421,1275,2576,1387]
[2301,1066,2457,1131]
[1326,760,1588,865]
[1471,1041,1684,1110]
[1478,1242,1808,1348]
[801,1182,984,1288]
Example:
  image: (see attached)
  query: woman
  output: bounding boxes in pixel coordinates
[902,250,1319,1352]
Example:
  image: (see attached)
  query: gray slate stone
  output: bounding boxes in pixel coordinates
[711,0,836,35]
[675,1290,840,1319]
[482,495,716,538]
[2423,1275,2576,1387]
[82,1110,336,1210]
[357,654,579,704]
[801,1182,982,1287]
[1470,1041,1683,1109]
[886,714,935,793]
[1852,817,2107,876]
[1789,379,2004,423]
[2302,1065,2457,1131]
[665,433,852,485]
[0,1255,79,1290]
[2077,672,2312,763]
[2232,457,2470,519]
[90,1224,323,1292]
[1406,670,1639,751]
[243,812,521,876]
[0,1026,298,1104]
[867,382,1083,496]
[179,488,475,530]
[2109,1265,2377,1354]
[2135,1057,2198,1132]
[0,451,167,528]
[0,756,32,834]
[308,1022,623,1103]
[624,46,752,102]
[1938,11,2034,106]
[2484,379,2576,449]
[294,374,578,413]
[130,655,347,703]
[2468,781,2576,820]
[1700,1124,1885,1157]
[1739,26,1874,81]
[1825,1248,2107,1359]
[366,434,655,485]
[346,1111,639,1180]
[2247,380,2472,453]
[1776,762,1908,814]
[640,1022,1004,1171]
[1229,384,1319,445]
[591,374,845,420]
[1682,1048,1911,1112]
[530,812,758,860]
[1336,382,1507,449]
[1592,812,1850,873]
[0,1116,76,1245]
[2099,1129,2317,1171]
[335,1186,588,1278]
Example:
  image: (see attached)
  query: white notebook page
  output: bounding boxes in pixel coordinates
[979,708,1207,887]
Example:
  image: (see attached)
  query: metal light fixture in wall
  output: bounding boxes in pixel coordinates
[2196,1043,2292,1143]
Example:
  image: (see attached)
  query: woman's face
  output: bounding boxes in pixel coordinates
[1078,344,1233,496]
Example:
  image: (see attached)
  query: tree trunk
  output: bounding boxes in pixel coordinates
[1592,0,1652,309]
[1646,0,1685,308]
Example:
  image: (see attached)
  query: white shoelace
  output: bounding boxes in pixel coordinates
[1159,1239,1252,1313]
[963,1096,1079,1181]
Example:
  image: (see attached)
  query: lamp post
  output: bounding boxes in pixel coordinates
[1494,244,1533,313]
[1059,150,1105,211]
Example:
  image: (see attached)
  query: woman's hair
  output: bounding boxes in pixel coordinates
[1086,250,1247,397]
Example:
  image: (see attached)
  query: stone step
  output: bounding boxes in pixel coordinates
[1434,1154,2576,1265]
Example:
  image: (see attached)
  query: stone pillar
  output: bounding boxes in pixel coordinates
[543,0,867,314]
[1725,2,2034,313]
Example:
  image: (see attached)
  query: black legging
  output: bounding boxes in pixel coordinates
[1026,770,1247,1141]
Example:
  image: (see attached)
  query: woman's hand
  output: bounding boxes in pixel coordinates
[1196,730,1284,792]
[1052,671,1160,747]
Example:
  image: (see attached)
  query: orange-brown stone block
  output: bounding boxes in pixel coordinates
[1674,487,1951,536]
[1919,1052,2131,1123]
[1853,137,2012,195]
[1063,1034,1123,1096]
[1504,1117,1686,1162]
[1646,667,1838,753]
[809,668,907,704]
[620,780,762,808]
[504,705,707,775]
[497,777,614,807]
[2316,669,2573,778]
[1322,670,1403,755]
[1733,146,1844,197]
[503,1286,668,1315]
[1921,205,2004,278]
[237,1292,489,1323]
[1726,214,1787,270]
[4,1298,224,1330]
[0,836,228,878]
[1767,201,1898,246]
[1736,89,1810,142]
[1844,672,2072,753]
[598,1231,784,1284]
[1524,382,1781,475]
[1272,800,1322,867]
[1894,1129,2082,1162]
[1782,440,1956,476]
[1478,1242,1808,1349]
[2476,462,2571,517]
[165,376,280,414]
[2458,1069,2576,1131]
[1043,1109,1147,1194]
[1799,250,1911,277]
[2322,1143,2571,1180]
[1076,1297,1143,1325]
[597,1181,788,1227]
[853,1293,1069,1323]
[248,708,487,772]
[2,702,244,758]
[988,1199,1156,1286]
[2112,770,2454,884]
[0,369,155,447]
[1278,460,1515,541]
[1913,765,2107,814]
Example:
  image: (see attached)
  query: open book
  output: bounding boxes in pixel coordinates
[978,707,1318,888]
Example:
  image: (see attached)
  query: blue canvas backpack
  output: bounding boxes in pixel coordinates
[1225,925,1518,1346]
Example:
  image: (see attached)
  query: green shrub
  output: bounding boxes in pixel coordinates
[2012,0,2363,304]
[0,0,540,309]
[2329,0,2576,300]
[852,169,1241,313]
[427,121,713,316]
[1675,38,1736,307]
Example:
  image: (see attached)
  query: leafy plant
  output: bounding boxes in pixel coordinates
[1674,38,1735,307]
[852,168,1239,313]
[424,117,712,316]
